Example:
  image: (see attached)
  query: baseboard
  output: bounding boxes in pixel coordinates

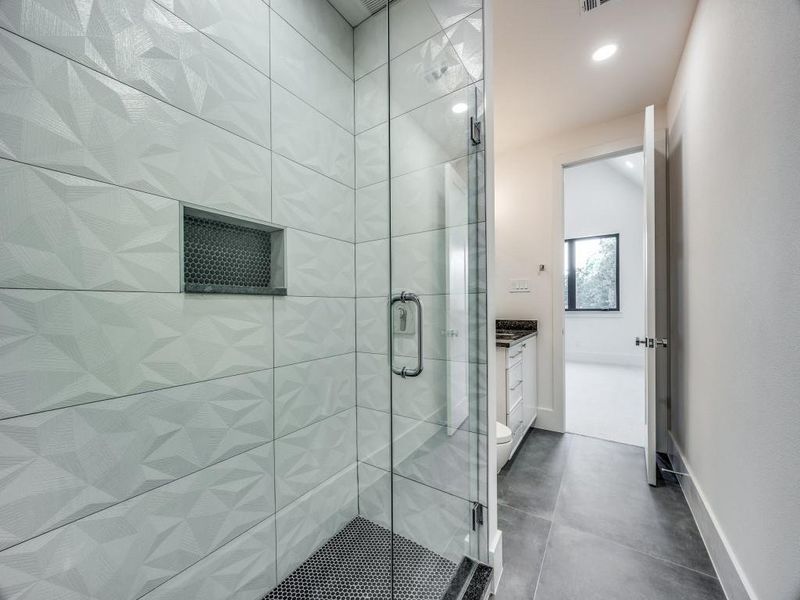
[667,433,756,600]
[489,529,503,594]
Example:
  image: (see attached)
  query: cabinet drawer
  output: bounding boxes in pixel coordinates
[507,378,523,413]
[507,361,523,390]
[508,400,525,440]
[506,345,523,368]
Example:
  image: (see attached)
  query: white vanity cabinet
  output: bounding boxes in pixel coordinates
[496,335,538,458]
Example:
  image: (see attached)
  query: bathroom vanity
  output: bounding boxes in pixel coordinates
[496,320,538,459]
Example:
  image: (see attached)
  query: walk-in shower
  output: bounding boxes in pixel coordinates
[0,0,488,598]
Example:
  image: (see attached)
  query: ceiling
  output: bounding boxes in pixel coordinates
[493,0,697,152]
[606,151,643,187]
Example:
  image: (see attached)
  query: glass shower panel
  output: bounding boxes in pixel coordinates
[387,0,487,596]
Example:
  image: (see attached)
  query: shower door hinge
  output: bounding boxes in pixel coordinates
[470,117,482,146]
[471,502,485,531]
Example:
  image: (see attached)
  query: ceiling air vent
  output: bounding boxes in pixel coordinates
[359,0,389,15]
[581,0,614,14]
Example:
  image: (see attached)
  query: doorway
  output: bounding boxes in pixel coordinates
[562,151,646,447]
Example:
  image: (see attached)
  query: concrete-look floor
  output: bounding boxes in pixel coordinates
[494,430,726,600]
[566,361,645,447]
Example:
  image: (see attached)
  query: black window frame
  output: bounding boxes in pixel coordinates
[564,233,620,312]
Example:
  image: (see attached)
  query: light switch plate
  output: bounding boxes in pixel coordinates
[509,279,530,293]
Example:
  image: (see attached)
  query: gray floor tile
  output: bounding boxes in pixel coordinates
[511,429,573,475]
[493,505,551,600]
[533,524,726,600]
[554,436,715,576]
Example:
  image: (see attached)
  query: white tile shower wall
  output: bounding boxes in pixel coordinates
[0,1,358,597]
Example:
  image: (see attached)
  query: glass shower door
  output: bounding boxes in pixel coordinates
[386,1,488,595]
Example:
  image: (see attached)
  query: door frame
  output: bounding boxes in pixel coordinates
[548,132,668,439]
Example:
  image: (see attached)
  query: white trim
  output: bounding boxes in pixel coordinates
[668,432,757,600]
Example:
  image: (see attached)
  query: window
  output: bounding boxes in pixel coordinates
[564,234,619,311]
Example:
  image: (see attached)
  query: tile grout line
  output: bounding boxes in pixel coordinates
[531,434,574,599]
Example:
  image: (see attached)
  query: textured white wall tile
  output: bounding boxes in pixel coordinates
[0,370,274,551]
[428,0,483,29]
[445,10,483,81]
[275,464,358,580]
[356,297,388,354]
[0,290,274,418]
[357,406,390,470]
[141,516,277,600]
[390,156,469,236]
[389,86,474,177]
[0,0,272,147]
[354,11,387,79]
[271,14,354,132]
[357,462,390,528]
[274,296,355,366]
[285,229,355,297]
[355,123,389,188]
[389,0,441,58]
[270,0,354,77]
[356,239,389,297]
[355,180,390,242]
[393,414,471,500]
[355,64,388,134]
[155,0,271,74]
[0,444,275,600]
[271,83,354,187]
[274,408,356,509]
[0,160,180,292]
[272,155,355,242]
[356,352,390,412]
[392,473,470,562]
[274,353,356,438]
[0,30,272,221]
[389,32,471,118]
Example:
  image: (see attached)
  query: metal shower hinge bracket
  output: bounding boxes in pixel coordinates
[470,117,482,146]
[471,502,484,531]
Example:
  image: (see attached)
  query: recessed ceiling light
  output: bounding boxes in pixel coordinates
[625,160,634,169]
[592,44,618,62]
[452,102,468,114]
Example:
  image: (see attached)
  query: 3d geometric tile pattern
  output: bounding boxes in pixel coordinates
[0,444,275,600]
[0,290,274,417]
[265,517,458,600]
[355,180,390,242]
[0,159,180,292]
[285,229,355,297]
[272,155,355,243]
[274,353,356,438]
[0,30,271,221]
[0,0,272,147]
[155,0,271,75]
[275,464,359,580]
[0,369,273,550]
[357,462,391,528]
[271,83,355,188]
[275,408,357,509]
[444,9,484,81]
[141,516,277,600]
[271,14,354,132]
[273,296,355,366]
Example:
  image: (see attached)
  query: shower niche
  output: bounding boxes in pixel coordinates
[181,206,286,296]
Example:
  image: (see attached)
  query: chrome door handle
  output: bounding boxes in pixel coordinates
[390,291,423,378]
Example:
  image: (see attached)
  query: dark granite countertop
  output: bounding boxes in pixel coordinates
[496,318,538,348]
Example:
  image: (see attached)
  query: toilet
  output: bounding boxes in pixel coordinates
[496,421,513,473]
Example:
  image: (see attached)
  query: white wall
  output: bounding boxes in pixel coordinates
[564,157,644,367]
[666,1,800,599]
[495,110,666,434]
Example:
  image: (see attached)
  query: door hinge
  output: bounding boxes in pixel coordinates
[471,502,484,531]
[470,117,482,146]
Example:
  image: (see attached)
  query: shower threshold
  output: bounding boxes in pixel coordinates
[263,516,461,600]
